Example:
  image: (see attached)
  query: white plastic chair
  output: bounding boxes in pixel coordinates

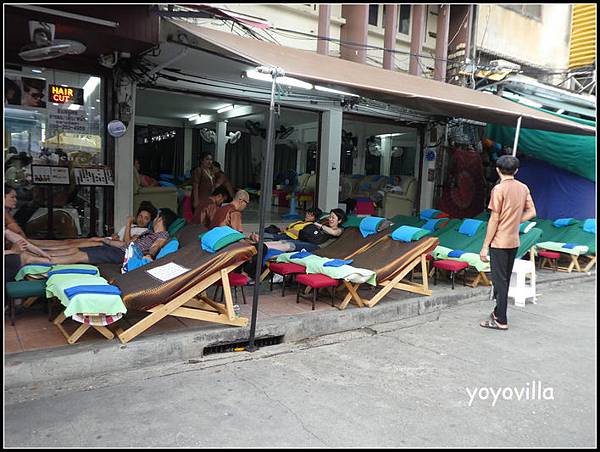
[508,259,538,307]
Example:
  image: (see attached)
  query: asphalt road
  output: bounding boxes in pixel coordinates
[4,278,596,448]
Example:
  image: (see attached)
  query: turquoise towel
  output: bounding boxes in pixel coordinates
[324,259,353,267]
[64,284,122,300]
[201,226,240,253]
[48,269,98,276]
[420,208,441,220]
[422,218,443,232]
[458,219,483,237]
[583,219,596,234]
[448,249,466,258]
[553,218,575,227]
[359,216,384,238]
[291,251,312,259]
[156,239,179,259]
[392,226,429,242]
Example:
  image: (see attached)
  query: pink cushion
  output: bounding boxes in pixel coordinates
[296,273,338,289]
[269,262,306,275]
[426,254,434,261]
[432,260,469,272]
[539,250,561,259]
[217,272,249,287]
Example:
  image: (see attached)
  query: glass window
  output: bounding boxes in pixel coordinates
[368,4,379,26]
[398,5,411,35]
[4,67,106,238]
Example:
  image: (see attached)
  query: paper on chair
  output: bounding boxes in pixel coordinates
[146,263,190,282]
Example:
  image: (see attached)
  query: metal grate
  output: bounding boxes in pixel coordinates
[202,335,284,356]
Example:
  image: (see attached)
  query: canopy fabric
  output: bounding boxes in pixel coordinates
[170,20,596,136]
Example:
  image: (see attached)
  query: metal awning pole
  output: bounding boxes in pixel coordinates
[246,66,282,352]
[512,116,522,157]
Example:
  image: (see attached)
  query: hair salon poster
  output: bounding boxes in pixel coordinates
[5,76,48,108]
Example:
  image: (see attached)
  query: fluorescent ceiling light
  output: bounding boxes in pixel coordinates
[217,104,234,114]
[190,115,212,125]
[314,85,359,97]
[31,69,43,74]
[187,114,200,121]
[377,133,406,138]
[245,70,313,90]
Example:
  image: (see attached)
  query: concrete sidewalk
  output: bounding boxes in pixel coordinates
[4,275,596,447]
[4,269,595,391]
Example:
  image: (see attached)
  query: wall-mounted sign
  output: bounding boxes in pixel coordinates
[31,165,71,185]
[49,84,84,105]
[48,109,88,133]
[107,120,127,138]
[73,167,114,186]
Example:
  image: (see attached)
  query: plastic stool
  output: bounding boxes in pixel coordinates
[269,262,306,297]
[508,259,537,307]
[295,274,338,310]
[432,260,469,289]
[538,250,560,272]
[214,272,249,304]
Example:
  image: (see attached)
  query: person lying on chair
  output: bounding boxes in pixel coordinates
[29,202,159,251]
[46,209,178,265]
[263,207,323,241]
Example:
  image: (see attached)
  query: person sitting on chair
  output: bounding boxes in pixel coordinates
[192,186,230,227]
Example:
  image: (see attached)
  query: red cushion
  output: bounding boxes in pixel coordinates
[539,250,561,259]
[432,260,469,272]
[216,272,249,286]
[426,254,434,261]
[269,262,306,275]
[296,273,338,288]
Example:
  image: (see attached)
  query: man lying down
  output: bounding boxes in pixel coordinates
[45,209,178,266]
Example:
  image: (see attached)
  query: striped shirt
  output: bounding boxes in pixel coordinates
[120,231,170,254]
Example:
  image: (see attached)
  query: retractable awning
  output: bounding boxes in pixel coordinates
[169,19,595,136]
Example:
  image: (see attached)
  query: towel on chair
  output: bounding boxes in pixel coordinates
[324,259,354,267]
[563,243,577,249]
[448,249,466,258]
[419,208,442,220]
[359,216,385,238]
[458,219,483,237]
[64,284,122,300]
[583,219,596,234]
[48,268,99,276]
[391,226,430,242]
[422,218,447,232]
[553,218,576,228]
[201,226,244,253]
[519,221,537,234]
[290,250,312,259]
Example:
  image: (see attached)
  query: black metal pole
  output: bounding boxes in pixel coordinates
[246,67,282,352]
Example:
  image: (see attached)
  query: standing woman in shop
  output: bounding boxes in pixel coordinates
[191,152,216,224]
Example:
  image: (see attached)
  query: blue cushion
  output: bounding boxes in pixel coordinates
[422,218,444,232]
[420,208,441,220]
[48,269,98,276]
[263,249,284,266]
[359,183,371,191]
[156,239,179,260]
[290,250,312,259]
[583,219,596,234]
[158,181,176,187]
[351,174,364,179]
[64,284,122,299]
[563,243,577,249]
[448,249,466,258]
[201,226,242,253]
[359,216,385,238]
[159,173,175,180]
[458,219,483,237]
[391,226,427,243]
[553,218,575,228]
[324,259,353,267]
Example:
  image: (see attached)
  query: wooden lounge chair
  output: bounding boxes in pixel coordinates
[107,240,256,344]
[336,236,440,310]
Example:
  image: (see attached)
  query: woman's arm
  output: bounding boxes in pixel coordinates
[316,223,343,237]
[123,216,135,243]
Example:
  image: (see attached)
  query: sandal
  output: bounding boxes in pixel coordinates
[480,319,508,330]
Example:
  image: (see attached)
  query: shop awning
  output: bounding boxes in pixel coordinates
[170,19,595,136]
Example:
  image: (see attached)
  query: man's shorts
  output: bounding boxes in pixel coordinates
[81,244,125,264]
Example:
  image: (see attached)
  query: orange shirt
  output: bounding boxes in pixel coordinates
[488,179,535,249]
[209,204,243,233]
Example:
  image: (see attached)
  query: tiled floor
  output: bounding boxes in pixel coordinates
[4,282,342,354]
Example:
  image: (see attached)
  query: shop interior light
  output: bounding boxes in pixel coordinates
[190,115,212,125]
[68,104,80,111]
[217,104,234,114]
[245,70,313,90]
[187,114,200,122]
[314,85,360,97]
[31,69,43,74]
[83,76,101,101]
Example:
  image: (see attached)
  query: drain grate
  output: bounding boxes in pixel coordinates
[202,335,284,356]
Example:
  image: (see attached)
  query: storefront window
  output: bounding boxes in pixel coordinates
[4,66,106,238]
